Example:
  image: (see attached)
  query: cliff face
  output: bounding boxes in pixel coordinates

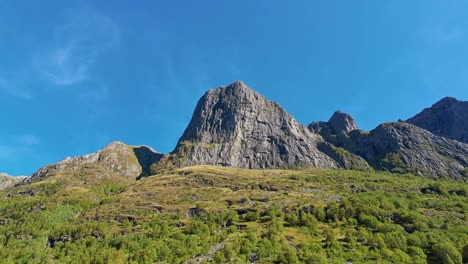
[10,83,466,182]
[153,81,343,172]
[351,122,468,179]
[309,110,468,179]
[27,142,163,183]
[406,97,468,144]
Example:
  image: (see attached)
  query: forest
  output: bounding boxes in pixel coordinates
[0,166,466,263]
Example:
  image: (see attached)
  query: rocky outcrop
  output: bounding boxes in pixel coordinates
[0,173,27,190]
[310,110,468,179]
[309,110,358,146]
[152,81,345,172]
[328,111,358,134]
[27,141,163,183]
[406,97,468,144]
[350,122,468,178]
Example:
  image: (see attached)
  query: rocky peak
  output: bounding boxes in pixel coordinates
[350,122,468,179]
[153,81,341,171]
[0,173,27,190]
[406,97,468,143]
[307,110,358,145]
[28,142,163,183]
[433,96,459,107]
[328,110,358,134]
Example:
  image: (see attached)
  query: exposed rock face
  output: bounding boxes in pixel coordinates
[328,111,358,134]
[153,81,343,172]
[406,97,468,144]
[0,173,27,190]
[309,110,358,146]
[351,122,468,178]
[310,112,468,179]
[27,141,163,183]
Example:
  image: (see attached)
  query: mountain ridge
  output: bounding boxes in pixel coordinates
[2,81,467,186]
[25,141,163,184]
[406,96,468,144]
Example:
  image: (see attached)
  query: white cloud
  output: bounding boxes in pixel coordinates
[41,41,96,86]
[37,8,120,87]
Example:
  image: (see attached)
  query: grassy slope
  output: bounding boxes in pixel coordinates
[0,166,466,263]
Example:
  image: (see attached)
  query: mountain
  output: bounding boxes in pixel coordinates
[406,97,468,144]
[309,111,468,179]
[5,82,466,183]
[0,173,27,190]
[349,122,468,179]
[308,110,359,146]
[26,141,163,184]
[152,81,368,173]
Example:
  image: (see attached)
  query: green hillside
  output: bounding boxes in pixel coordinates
[0,167,466,263]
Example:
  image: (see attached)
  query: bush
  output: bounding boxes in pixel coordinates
[430,242,463,264]
[358,214,380,229]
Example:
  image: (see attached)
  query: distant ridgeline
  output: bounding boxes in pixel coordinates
[4,81,467,189]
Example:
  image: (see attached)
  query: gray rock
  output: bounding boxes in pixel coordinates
[348,123,467,179]
[153,81,341,172]
[310,111,468,179]
[406,97,468,144]
[328,110,358,134]
[0,173,28,190]
[27,141,163,183]
[308,111,370,170]
[308,110,358,145]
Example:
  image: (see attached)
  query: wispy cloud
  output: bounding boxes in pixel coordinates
[36,8,120,87]
[41,41,96,86]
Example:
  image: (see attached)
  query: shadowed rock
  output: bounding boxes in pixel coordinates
[328,110,358,134]
[310,110,468,179]
[406,97,468,144]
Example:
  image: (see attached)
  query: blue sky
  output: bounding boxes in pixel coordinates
[1,1,468,175]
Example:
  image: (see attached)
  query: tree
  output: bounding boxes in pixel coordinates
[430,242,462,264]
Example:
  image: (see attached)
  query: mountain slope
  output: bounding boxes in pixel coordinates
[350,122,468,179]
[0,173,27,190]
[0,165,466,263]
[152,81,367,172]
[310,112,468,179]
[27,141,163,183]
[406,97,468,143]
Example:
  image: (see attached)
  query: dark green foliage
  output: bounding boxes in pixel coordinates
[430,241,463,264]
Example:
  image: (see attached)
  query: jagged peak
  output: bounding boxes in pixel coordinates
[101,141,127,150]
[205,81,257,98]
[100,141,162,155]
[328,110,358,133]
[430,96,466,109]
[435,96,459,105]
[0,173,27,178]
[227,80,248,89]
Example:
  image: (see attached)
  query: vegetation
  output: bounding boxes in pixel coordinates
[0,166,466,263]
